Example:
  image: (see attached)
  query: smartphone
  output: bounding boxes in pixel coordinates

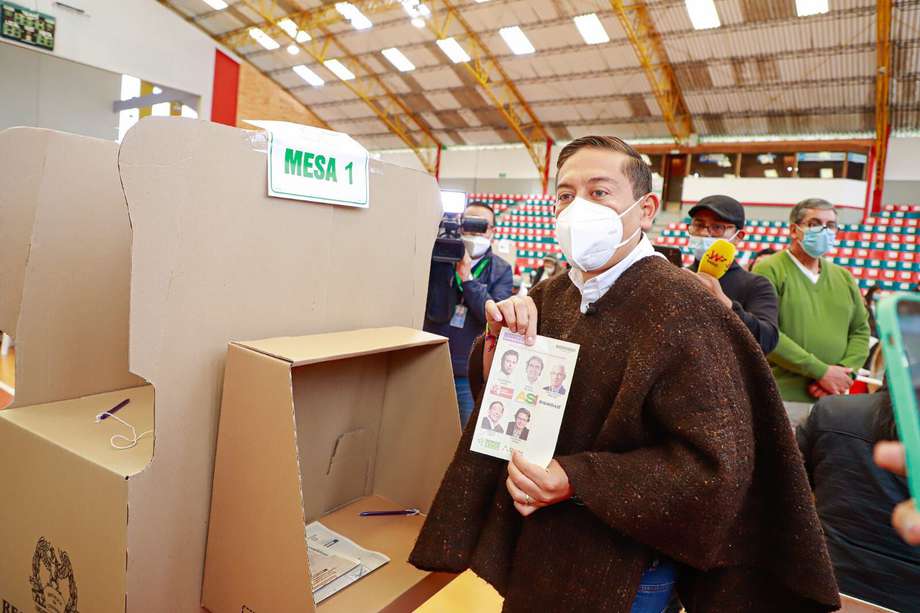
[878,293,920,498]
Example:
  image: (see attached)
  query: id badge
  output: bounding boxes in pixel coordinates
[450,304,468,328]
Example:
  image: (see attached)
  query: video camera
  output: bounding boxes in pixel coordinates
[432,214,489,263]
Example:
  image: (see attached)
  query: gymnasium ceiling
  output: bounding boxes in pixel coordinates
[163,0,920,153]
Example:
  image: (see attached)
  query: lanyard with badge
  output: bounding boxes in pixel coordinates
[450,257,490,328]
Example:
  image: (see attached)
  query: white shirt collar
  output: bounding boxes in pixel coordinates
[568,234,664,314]
[786,250,820,284]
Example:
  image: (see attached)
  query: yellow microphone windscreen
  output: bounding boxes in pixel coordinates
[698,239,737,279]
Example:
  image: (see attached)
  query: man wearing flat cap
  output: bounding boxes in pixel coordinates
[684,195,780,354]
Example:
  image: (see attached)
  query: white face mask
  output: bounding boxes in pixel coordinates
[554,195,647,272]
[688,230,739,260]
[462,235,491,258]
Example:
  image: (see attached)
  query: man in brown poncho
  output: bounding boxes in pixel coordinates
[410,136,840,612]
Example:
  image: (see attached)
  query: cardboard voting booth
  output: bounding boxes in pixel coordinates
[0,127,149,613]
[202,328,460,612]
[117,118,448,612]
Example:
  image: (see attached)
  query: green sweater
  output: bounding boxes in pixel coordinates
[753,251,870,402]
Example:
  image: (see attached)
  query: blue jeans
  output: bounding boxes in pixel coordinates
[454,376,474,427]
[630,558,677,613]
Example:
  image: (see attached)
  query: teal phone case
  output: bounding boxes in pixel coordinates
[878,292,920,499]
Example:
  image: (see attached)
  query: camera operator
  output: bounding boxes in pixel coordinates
[424,203,513,426]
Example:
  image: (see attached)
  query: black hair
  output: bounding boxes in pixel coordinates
[556,136,653,199]
[873,391,899,443]
[465,202,496,224]
[515,408,532,420]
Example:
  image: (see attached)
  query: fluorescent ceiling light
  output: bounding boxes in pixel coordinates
[411,17,425,28]
[573,13,609,45]
[684,0,721,30]
[296,31,311,43]
[202,0,228,9]
[293,64,325,87]
[278,18,298,38]
[436,37,470,63]
[286,44,299,55]
[324,59,356,81]
[335,2,373,30]
[796,0,829,17]
[248,27,280,50]
[381,47,416,72]
[499,26,535,55]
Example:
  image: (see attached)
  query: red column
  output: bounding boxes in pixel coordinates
[211,50,240,126]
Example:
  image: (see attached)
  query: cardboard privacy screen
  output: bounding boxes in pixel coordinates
[119,118,445,612]
[0,127,149,613]
[203,328,460,612]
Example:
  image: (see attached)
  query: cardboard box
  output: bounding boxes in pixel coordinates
[0,127,148,613]
[118,118,445,612]
[202,327,460,613]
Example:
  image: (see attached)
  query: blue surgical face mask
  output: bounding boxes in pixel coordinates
[799,226,836,258]
[689,231,739,260]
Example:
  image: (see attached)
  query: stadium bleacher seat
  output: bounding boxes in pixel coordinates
[473,194,918,294]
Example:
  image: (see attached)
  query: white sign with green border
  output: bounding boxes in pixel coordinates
[246,120,370,209]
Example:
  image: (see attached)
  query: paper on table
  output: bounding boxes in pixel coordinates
[308,546,360,592]
[470,328,580,467]
[306,521,390,604]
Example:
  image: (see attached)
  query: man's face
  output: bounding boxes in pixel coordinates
[502,353,518,374]
[550,366,565,387]
[526,359,542,382]
[515,412,530,429]
[463,205,495,239]
[554,149,659,265]
[689,209,744,245]
[489,403,503,422]
[794,208,838,243]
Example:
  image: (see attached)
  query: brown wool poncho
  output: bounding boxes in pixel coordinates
[410,256,840,612]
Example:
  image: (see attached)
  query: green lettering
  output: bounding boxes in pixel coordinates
[303,152,315,178]
[314,155,326,180]
[345,161,353,184]
[284,148,302,176]
[326,157,337,182]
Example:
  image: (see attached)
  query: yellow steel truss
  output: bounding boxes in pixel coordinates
[610,0,694,143]
[222,0,443,174]
[423,0,553,191]
[158,0,331,130]
[873,0,893,211]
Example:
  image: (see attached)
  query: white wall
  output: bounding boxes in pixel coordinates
[0,42,121,139]
[682,177,868,209]
[5,0,223,120]
[883,136,920,205]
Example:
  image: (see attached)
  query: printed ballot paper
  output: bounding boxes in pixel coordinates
[306,521,390,603]
[471,328,580,467]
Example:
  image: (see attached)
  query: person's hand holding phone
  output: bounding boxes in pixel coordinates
[874,441,920,545]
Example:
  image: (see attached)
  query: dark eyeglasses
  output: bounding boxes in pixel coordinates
[688,220,738,238]
[800,220,838,232]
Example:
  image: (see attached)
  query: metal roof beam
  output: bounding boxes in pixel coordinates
[158,0,331,130]
[872,0,894,213]
[229,0,443,175]
[610,0,694,144]
[422,0,554,191]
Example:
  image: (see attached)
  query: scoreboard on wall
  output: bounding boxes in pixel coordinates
[1,1,55,51]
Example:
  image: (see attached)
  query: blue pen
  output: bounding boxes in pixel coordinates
[359,508,420,517]
[96,399,130,422]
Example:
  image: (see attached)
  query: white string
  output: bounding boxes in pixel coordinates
[98,412,153,450]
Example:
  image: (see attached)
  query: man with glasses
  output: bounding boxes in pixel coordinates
[753,198,870,402]
[684,195,779,354]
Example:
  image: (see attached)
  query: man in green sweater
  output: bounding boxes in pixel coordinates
[753,198,870,403]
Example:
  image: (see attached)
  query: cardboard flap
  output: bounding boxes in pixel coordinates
[235,327,446,366]
[0,385,154,477]
[118,117,442,611]
[0,127,144,407]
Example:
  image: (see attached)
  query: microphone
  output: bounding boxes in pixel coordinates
[698,239,737,280]
[584,302,598,315]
